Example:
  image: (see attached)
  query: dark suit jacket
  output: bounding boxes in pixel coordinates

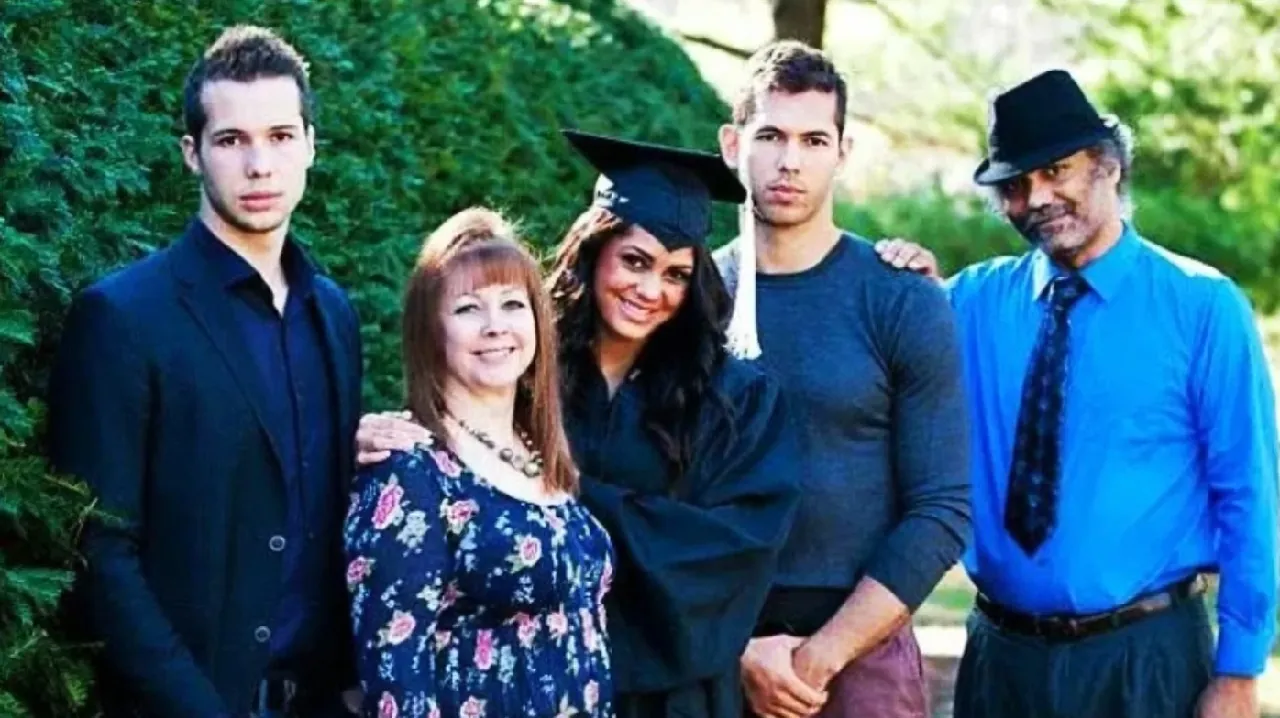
[48,222,362,718]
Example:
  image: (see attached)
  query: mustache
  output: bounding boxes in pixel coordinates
[1015,204,1073,232]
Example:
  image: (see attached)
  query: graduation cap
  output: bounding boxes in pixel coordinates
[562,128,763,359]
[562,129,745,249]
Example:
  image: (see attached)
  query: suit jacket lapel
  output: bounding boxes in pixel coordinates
[169,228,286,474]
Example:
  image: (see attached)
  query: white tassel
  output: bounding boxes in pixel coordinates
[725,144,762,359]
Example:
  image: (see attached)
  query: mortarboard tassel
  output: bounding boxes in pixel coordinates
[725,141,762,359]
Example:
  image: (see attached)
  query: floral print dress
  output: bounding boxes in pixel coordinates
[344,433,615,718]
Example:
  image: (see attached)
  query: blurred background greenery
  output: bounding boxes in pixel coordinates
[653,0,1280,308]
[2,0,1276,714]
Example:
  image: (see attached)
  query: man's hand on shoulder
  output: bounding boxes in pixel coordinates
[874,238,941,280]
[354,410,429,466]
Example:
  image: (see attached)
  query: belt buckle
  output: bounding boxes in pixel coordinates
[1036,614,1080,641]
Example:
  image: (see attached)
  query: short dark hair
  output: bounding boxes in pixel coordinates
[732,40,848,137]
[182,26,314,146]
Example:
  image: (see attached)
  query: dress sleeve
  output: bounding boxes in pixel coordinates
[344,448,453,717]
[578,367,801,690]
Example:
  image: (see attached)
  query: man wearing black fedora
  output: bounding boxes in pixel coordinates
[878,69,1278,717]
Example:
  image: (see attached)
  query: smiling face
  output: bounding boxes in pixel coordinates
[591,225,695,346]
[439,280,537,399]
[181,76,315,239]
[995,148,1123,266]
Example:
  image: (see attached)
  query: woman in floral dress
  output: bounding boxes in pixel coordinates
[356,134,803,718]
[344,208,614,718]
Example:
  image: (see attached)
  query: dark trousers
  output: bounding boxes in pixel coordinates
[246,674,354,718]
[954,595,1214,718]
[617,670,743,718]
[249,700,352,718]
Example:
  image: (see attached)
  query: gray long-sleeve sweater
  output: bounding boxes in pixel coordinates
[715,233,971,610]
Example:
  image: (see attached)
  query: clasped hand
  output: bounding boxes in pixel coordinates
[742,635,841,718]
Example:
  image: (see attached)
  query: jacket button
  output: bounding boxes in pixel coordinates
[269,535,287,552]
[254,626,271,643]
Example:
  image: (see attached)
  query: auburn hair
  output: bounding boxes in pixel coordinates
[401,207,576,493]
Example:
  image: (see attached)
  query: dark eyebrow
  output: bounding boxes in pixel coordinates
[619,244,655,261]
[210,125,301,139]
[802,130,834,141]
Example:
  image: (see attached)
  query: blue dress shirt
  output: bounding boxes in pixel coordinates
[192,222,339,671]
[947,222,1279,676]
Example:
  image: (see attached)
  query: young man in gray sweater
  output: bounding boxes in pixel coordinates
[717,41,971,718]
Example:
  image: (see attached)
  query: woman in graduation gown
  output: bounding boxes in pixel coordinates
[545,130,803,718]
[355,131,803,718]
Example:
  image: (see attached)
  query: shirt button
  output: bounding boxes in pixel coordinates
[269,535,287,552]
[254,626,271,643]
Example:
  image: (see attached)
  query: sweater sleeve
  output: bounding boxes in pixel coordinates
[861,276,973,610]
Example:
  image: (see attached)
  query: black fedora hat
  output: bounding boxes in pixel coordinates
[973,69,1116,185]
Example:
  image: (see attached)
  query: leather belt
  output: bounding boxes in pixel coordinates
[976,574,1207,642]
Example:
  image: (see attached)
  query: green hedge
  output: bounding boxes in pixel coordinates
[0,0,731,714]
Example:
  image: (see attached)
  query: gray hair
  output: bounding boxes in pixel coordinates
[1087,116,1136,217]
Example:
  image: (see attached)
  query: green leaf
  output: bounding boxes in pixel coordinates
[0,312,35,348]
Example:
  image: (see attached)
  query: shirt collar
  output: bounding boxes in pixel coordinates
[1029,221,1141,303]
[190,218,318,297]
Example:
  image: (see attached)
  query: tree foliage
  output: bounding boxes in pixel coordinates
[1077,0,1280,302]
[831,0,1280,309]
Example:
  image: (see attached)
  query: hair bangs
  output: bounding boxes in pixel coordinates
[442,241,542,299]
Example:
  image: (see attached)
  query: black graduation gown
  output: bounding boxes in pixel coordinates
[566,355,802,718]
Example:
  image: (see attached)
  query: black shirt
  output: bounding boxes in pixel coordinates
[191,221,339,669]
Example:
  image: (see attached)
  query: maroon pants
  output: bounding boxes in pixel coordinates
[746,623,929,718]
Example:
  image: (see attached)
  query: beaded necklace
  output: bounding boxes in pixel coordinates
[447,413,543,479]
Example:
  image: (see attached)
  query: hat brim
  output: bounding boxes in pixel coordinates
[973,126,1115,186]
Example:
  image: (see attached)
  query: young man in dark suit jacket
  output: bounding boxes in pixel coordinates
[48,26,361,718]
